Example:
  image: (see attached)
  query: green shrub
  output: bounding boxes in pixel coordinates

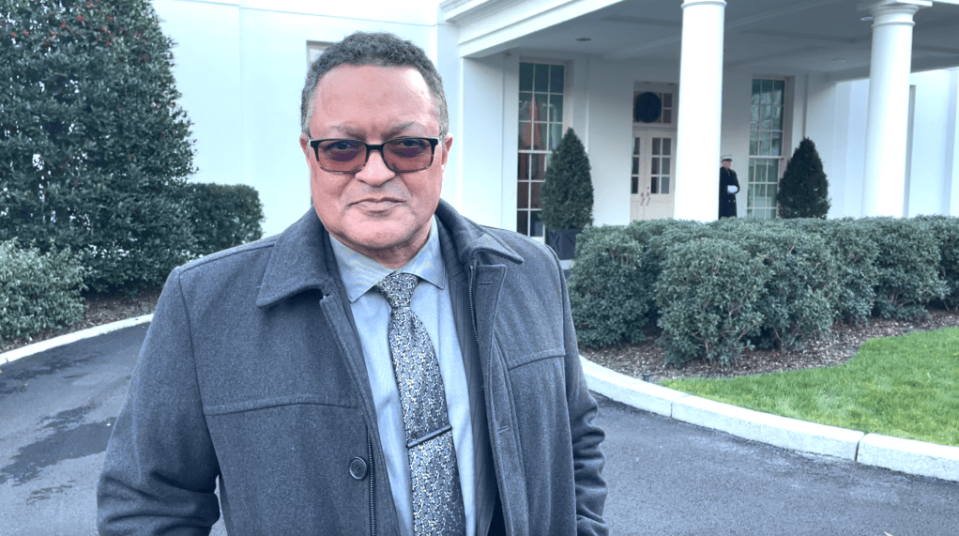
[916,215,959,310]
[656,238,769,366]
[790,218,879,324]
[776,137,830,218]
[183,183,264,256]
[866,218,948,318]
[569,226,652,348]
[540,128,593,232]
[0,0,197,294]
[0,240,85,346]
[711,219,840,350]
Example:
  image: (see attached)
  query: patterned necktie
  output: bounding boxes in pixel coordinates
[375,273,466,536]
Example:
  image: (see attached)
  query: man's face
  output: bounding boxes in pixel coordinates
[722,160,732,169]
[300,64,452,268]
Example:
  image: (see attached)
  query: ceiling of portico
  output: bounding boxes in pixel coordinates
[443,0,959,81]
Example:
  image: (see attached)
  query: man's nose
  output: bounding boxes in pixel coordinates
[356,148,395,184]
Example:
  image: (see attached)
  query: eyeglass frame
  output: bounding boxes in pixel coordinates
[306,136,441,174]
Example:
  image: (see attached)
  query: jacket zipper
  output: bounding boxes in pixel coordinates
[368,434,376,536]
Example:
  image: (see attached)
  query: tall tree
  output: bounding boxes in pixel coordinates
[0,0,196,292]
[777,137,831,219]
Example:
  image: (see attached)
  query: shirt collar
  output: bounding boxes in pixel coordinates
[329,216,447,303]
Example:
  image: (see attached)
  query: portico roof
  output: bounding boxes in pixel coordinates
[441,0,959,80]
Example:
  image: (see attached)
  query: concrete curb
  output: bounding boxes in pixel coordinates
[4,321,957,483]
[581,355,959,483]
[0,314,154,366]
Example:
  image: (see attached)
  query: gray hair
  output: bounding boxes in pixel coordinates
[300,32,449,140]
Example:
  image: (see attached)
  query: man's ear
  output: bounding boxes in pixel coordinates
[440,135,453,169]
[299,134,313,164]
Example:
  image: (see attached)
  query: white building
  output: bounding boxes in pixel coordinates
[153,0,959,238]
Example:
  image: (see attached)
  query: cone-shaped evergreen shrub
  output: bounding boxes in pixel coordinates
[0,0,196,293]
[540,128,593,231]
[777,137,831,219]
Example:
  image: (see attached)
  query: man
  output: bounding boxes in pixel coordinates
[98,31,608,536]
[719,154,740,218]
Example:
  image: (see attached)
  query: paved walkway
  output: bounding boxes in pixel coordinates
[2,319,958,534]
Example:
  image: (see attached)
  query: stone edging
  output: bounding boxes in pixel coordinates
[0,315,154,366]
[581,356,959,483]
[4,321,955,483]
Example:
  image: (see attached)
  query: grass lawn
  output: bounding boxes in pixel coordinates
[661,327,959,447]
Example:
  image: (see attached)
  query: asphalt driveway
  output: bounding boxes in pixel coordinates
[1,326,957,535]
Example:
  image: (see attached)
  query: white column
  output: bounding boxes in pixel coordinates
[860,0,930,217]
[674,0,726,221]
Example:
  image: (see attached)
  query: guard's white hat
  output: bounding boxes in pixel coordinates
[721,154,733,161]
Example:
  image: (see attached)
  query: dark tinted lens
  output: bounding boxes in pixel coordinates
[318,139,364,171]
[385,138,433,171]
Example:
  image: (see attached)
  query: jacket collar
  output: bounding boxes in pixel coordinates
[255,200,523,308]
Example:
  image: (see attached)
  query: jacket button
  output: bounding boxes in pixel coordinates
[349,457,368,480]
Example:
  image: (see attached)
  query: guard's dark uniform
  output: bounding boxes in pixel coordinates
[719,166,740,218]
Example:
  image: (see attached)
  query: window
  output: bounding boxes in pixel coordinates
[633,91,674,125]
[747,78,786,219]
[517,62,565,237]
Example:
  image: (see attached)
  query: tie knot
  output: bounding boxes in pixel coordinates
[375,272,418,309]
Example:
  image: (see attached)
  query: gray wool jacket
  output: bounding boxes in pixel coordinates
[97,200,608,536]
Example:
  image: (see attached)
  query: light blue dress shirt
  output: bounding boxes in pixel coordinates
[329,218,475,536]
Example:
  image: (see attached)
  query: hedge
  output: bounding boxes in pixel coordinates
[182,183,265,257]
[0,0,198,294]
[0,240,85,346]
[569,216,959,367]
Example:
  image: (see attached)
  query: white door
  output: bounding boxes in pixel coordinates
[630,129,675,220]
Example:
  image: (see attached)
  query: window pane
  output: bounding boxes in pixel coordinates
[532,123,546,151]
[771,132,782,157]
[517,211,528,235]
[520,63,534,92]
[662,138,672,155]
[517,181,529,209]
[549,65,565,93]
[662,109,672,124]
[631,176,639,194]
[633,137,641,155]
[651,176,659,194]
[549,95,564,122]
[761,79,773,103]
[519,122,531,150]
[751,106,759,126]
[534,64,549,92]
[773,80,785,104]
[651,158,659,175]
[750,131,758,156]
[663,92,673,107]
[519,92,532,121]
[762,105,774,129]
[531,181,543,209]
[752,79,762,104]
[534,94,548,122]
[661,176,670,194]
[549,123,563,151]
[760,132,771,156]
[632,157,639,175]
[773,106,783,130]
[661,157,670,174]
[652,138,661,154]
[531,154,546,181]
[518,153,529,181]
[530,211,544,237]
